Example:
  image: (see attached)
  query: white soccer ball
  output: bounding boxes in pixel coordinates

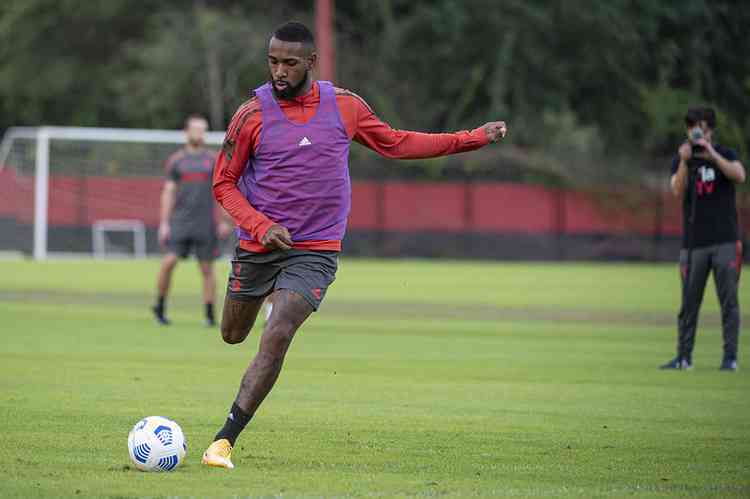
[127,416,186,472]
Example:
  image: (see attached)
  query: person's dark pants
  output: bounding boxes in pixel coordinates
[677,241,742,362]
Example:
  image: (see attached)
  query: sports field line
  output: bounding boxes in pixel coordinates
[0,289,743,327]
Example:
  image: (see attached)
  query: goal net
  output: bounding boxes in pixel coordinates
[0,127,225,259]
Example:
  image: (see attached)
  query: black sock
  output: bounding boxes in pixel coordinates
[155,296,166,314]
[205,302,214,321]
[214,402,252,446]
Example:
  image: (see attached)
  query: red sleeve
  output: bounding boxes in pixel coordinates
[212,99,276,241]
[339,93,490,159]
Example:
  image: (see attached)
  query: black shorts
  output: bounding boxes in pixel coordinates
[227,247,338,310]
[167,235,218,261]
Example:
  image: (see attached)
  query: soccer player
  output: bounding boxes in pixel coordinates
[152,115,233,327]
[660,107,745,371]
[202,22,507,469]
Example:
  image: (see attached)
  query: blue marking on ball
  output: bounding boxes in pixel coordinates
[157,454,179,471]
[133,443,151,464]
[153,425,174,446]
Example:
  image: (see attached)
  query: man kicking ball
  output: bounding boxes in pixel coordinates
[203,21,508,469]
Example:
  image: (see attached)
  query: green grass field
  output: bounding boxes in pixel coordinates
[1,258,748,498]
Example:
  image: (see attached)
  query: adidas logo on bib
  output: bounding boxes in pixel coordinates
[298,137,312,147]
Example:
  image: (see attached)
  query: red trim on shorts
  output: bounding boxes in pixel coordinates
[239,239,341,253]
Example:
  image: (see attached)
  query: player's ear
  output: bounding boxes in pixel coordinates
[307,51,317,70]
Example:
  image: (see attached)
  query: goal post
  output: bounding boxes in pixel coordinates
[92,219,147,259]
[0,126,225,260]
[34,128,50,260]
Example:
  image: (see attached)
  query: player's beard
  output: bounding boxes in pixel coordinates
[273,70,310,100]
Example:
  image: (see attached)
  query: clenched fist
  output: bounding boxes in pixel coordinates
[261,224,293,251]
[482,121,508,143]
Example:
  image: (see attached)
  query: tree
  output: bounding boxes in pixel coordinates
[1,0,749,178]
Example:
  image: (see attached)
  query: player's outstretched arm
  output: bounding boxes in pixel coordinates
[346,91,507,160]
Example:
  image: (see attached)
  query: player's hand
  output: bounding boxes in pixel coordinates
[217,220,233,239]
[158,223,170,247]
[261,224,293,250]
[678,142,692,162]
[482,121,507,143]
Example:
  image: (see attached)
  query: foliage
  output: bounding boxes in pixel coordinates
[1,0,749,183]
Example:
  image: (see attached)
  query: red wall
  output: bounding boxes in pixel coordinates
[471,184,558,233]
[1,168,747,237]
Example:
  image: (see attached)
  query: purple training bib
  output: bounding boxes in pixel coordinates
[237,81,351,243]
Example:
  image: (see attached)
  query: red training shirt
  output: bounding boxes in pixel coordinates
[213,82,490,253]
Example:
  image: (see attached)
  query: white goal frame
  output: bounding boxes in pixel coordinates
[92,219,147,259]
[0,126,225,260]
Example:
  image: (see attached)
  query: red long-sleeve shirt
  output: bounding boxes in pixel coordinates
[213,82,490,252]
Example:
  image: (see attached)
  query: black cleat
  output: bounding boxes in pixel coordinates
[152,306,171,326]
[719,358,737,372]
[205,317,216,328]
[659,357,692,370]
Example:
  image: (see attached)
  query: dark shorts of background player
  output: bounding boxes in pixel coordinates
[227,247,338,311]
[167,234,219,261]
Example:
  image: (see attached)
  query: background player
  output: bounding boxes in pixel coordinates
[660,107,745,371]
[201,22,507,469]
[152,115,233,327]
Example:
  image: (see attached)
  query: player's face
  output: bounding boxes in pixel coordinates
[268,37,316,99]
[185,118,208,146]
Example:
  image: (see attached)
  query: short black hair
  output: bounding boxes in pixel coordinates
[272,21,315,47]
[684,106,717,130]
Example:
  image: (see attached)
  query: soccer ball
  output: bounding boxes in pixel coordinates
[127,416,186,472]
